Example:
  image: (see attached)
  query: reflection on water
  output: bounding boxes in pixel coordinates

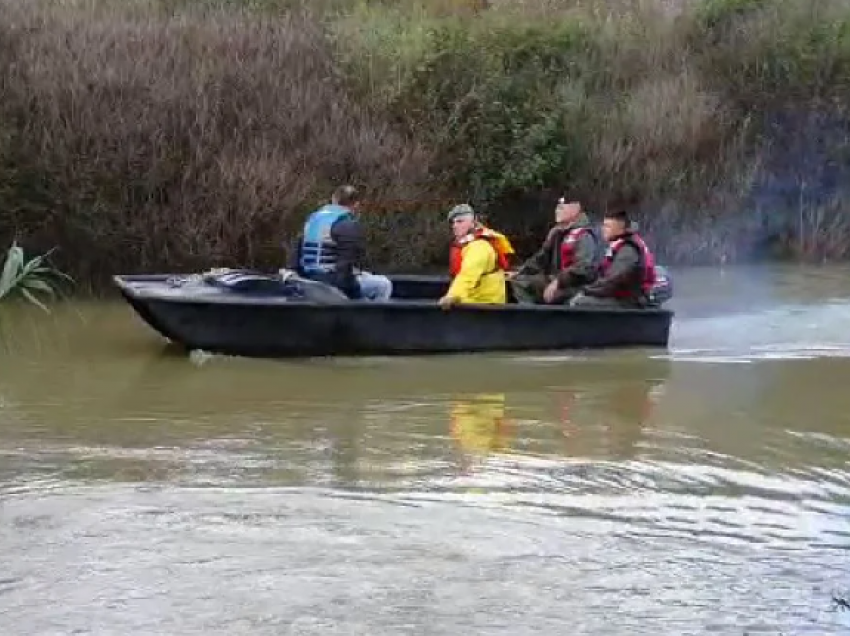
[450,393,512,470]
[1,265,850,634]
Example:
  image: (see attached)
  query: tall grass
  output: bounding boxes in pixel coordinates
[0,0,442,285]
[1,0,850,286]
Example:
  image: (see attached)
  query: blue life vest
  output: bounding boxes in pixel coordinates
[298,204,354,274]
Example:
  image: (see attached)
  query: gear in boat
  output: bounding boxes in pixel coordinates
[166,265,674,307]
[166,268,349,302]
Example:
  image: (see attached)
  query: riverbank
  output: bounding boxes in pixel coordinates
[1,0,849,287]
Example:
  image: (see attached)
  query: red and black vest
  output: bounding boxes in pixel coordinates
[601,232,657,299]
[558,226,593,271]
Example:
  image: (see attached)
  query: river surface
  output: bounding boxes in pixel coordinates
[1,264,849,635]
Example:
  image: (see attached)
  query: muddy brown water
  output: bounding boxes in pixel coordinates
[1,264,849,635]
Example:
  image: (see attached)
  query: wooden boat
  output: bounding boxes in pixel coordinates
[113,270,674,358]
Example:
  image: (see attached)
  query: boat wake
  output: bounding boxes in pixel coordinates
[660,343,850,364]
[667,300,850,363]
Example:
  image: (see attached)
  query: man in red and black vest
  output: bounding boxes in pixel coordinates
[571,209,657,309]
[510,198,603,305]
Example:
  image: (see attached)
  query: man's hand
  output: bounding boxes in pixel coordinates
[438,295,459,310]
[505,270,519,281]
[543,279,560,304]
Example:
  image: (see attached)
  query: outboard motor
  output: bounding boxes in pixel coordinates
[648,265,673,306]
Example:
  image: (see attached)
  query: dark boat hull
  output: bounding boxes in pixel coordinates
[114,273,673,357]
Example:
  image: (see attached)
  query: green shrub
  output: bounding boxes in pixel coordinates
[335,2,734,209]
[694,0,850,105]
[0,243,73,310]
[695,0,772,30]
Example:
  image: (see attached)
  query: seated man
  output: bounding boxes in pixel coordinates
[438,204,515,308]
[510,198,603,305]
[571,209,658,309]
[288,185,392,301]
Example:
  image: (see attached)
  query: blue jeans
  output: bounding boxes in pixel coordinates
[356,271,393,301]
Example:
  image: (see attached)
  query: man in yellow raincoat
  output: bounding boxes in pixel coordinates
[438,204,515,308]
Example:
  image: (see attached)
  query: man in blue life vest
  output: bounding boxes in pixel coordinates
[288,185,392,300]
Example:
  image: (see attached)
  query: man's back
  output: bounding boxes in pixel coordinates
[291,204,364,298]
[328,214,363,271]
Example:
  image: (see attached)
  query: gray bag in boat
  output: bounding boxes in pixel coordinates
[196,268,350,303]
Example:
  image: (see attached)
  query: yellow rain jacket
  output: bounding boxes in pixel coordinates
[445,227,514,304]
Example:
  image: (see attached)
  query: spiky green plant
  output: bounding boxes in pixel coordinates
[0,242,74,312]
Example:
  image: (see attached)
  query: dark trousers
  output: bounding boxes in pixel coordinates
[510,274,580,305]
[301,270,359,299]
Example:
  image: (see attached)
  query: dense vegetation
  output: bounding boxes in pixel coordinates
[1,0,850,287]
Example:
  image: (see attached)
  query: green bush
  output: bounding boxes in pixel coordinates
[334,2,734,208]
[0,243,73,310]
[694,0,850,105]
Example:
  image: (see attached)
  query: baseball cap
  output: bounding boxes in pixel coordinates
[447,203,475,222]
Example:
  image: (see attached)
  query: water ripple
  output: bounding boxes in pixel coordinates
[3,276,850,634]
